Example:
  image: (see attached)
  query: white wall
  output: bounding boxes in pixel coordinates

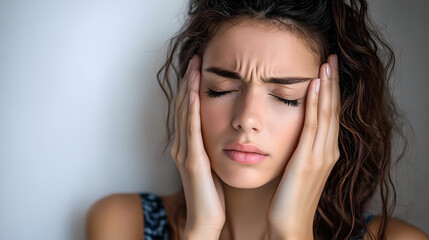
[0,1,427,239]
[0,1,186,239]
[366,0,429,233]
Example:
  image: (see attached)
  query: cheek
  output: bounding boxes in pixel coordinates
[271,107,305,157]
[200,97,230,148]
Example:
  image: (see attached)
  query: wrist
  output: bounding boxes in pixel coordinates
[183,224,223,240]
[183,229,221,240]
[267,224,313,240]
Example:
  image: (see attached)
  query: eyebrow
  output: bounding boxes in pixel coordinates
[204,66,313,85]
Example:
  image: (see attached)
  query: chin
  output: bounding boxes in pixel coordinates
[212,164,279,189]
[222,180,268,189]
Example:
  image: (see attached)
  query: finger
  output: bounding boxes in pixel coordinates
[172,78,185,160]
[325,54,341,160]
[178,69,196,160]
[295,78,320,154]
[177,55,197,111]
[179,55,201,161]
[187,64,206,166]
[173,55,197,161]
[313,63,332,154]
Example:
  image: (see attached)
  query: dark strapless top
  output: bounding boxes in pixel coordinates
[140,192,375,240]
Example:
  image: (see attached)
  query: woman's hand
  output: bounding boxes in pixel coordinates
[266,54,340,240]
[170,55,226,239]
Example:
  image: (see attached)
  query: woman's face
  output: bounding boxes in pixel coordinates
[199,19,320,189]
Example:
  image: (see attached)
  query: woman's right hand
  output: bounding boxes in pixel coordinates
[170,54,226,238]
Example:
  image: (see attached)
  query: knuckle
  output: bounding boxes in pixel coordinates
[333,112,340,122]
[184,158,201,174]
[325,149,338,164]
[326,155,335,165]
[176,152,185,164]
[334,149,341,161]
[320,107,332,119]
[170,144,178,158]
[305,121,317,130]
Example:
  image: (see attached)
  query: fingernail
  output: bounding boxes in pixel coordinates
[316,78,320,94]
[326,64,331,78]
[190,92,195,104]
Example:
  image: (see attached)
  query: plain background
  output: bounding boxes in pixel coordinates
[0,0,428,239]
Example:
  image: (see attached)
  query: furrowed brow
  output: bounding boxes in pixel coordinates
[204,66,312,85]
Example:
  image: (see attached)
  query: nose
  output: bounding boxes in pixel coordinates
[232,87,264,133]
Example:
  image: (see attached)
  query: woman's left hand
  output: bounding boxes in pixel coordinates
[266,54,341,240]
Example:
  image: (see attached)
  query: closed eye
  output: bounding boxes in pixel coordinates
[204,89,300,107]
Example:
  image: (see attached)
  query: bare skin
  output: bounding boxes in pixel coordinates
[169,18,428,239]
[84,191,429,240]
[159,190,429,240]
[194,18,329,239]
[85,18,429,240]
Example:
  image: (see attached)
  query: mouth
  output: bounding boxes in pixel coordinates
[223,150,268,164]
[224,142,268,156]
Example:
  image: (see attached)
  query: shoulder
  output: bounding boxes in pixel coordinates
[85,193,144,240]
[85,191,185,240]
[365,215,429,240]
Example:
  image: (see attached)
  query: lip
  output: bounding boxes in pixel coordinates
[223,142,268,164]
[224,142,268,155]
[223,150,268,164]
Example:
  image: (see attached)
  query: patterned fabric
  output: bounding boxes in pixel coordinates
[140,193,169,240]
[348,213,375,240]
[140,192,375,240]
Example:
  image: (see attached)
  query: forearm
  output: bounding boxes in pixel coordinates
[183,223,223,240]
[267,223,313,240]
[267,233,313,240]
[183,229,221,240]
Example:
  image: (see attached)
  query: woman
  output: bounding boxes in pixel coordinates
[86,0,429,239]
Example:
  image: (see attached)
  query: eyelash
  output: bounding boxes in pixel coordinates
[205,89,300,107]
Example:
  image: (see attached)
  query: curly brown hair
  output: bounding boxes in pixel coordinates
[155,0,409,239]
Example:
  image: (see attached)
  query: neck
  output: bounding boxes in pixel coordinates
[219,176,281,240]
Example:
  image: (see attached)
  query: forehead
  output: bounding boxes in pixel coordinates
[203,19,320,76]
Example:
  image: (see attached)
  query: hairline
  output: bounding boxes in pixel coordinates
[202,16,324,66]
